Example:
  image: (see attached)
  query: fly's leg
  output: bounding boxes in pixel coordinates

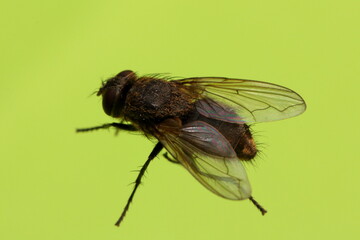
[249,196,267,215]
[76,123,137,132]
[115,142,163,226]
[163,152,180,164]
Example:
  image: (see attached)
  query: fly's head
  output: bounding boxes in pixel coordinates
[97,70,136,118]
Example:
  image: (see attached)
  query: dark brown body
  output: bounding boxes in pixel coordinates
[77,69,307,225]
[121,76,257,161]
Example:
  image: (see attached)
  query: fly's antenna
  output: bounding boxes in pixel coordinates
[114,142,163,226]
[249,196,267,215]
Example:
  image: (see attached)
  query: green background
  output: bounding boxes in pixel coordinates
[1,0,359,239]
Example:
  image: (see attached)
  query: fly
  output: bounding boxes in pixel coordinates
[76,70,306,226]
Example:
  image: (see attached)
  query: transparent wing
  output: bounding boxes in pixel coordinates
[176,77,306,123]
[157,119,252,200]
[195,98,245,124]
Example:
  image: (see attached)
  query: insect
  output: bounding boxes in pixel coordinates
[77,70,306,226]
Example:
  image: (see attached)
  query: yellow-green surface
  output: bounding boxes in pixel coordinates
[1,0,359,239]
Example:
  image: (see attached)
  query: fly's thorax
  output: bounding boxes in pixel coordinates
[123,77,195,123]
[98,70,136,118]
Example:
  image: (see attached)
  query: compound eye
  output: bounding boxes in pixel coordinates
[116,70,135,78]
[101,87,122,117]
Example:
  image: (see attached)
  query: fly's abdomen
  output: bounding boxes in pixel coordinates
[184,107,257,161]
[220,123,257,160]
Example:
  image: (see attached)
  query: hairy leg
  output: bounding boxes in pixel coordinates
[163,152,180,164]
[249,196,267,215]
[115,142,163,226]
[76,123,137,132]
